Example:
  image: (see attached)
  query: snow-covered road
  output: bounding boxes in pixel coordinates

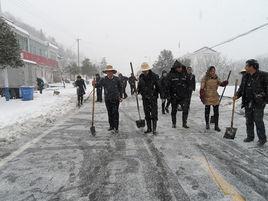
[0,91,267,201]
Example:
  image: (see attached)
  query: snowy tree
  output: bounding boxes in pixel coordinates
[152,49,174,74]
[66,62,80,80]
[0,18,23,70]
[81,58,98,77]
[99,57,107,76]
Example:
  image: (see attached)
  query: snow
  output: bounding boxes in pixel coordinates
[0,83,92,141]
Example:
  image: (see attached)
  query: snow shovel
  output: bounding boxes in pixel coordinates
[224,79,238,139]
[210,70,232,124]
[130,62,145,128]
[90,79,96,136]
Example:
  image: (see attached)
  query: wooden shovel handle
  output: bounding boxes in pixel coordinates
[231,79,238,128]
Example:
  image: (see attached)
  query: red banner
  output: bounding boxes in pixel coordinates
[21,50,58,68]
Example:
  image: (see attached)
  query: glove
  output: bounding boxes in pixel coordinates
[200,89,205,104]
[220,80,229,87]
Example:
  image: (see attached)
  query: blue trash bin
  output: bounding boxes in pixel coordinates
[20,86,34,101]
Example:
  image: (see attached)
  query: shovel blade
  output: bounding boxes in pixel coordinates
[224,127,237,139]
[136,119,145,128]
[90,126,96,136]
[210,116,215,124]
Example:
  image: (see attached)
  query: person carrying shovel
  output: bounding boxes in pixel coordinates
[137,62,161,135]
[233,59,268,146]
[92,65,123,134]
[199,66,229,131]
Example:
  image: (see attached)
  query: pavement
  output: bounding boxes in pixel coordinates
[0,93,267,201]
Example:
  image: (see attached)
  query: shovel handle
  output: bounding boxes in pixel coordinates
[130,62,142,120]
[219,70,232,104]
[92,78,96,127]
[230,79,238,128]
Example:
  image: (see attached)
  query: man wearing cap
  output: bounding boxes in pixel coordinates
[167,60,190,129]
[234,59,268,146]
[137,62,161,135]
[92,65,122,133]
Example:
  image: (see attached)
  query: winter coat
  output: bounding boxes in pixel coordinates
[137,70,161,99]
[128,76,137,86]
[160,74,169,99]
[119,76,128,89]
[201,75,221,105]
[187,73,196,92]
[97,76,122,101]
[167,70,190,100]
[37,78,44,90]
[236,70,268,108]
[96,76,102,89]
[75,79,86,95]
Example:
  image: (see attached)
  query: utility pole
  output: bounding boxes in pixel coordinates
[0,0,3,17]
[76,38,81,68]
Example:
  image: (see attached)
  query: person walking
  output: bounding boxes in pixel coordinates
[95,73,103,102]
[186,67,196,110]
[92,65,122,133]
[233,59,267,146]
[167,60,190,129]
[75,75,86,107]
[199,66,228,131]
[128,73,137,95]
[160,70,171,114]
[36,78,44,94]
[118,73,129,99]
[137,63,161,135]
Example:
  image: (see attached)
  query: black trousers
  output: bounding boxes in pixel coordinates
[77,94,83,105]
[171,97,189,125]
[122,87,128,98]
[105,99,120,130]
[142,97,158,121]
[130,85,135,95]
[245,104,266,141]
[205,105,219,125]
[96,87,102,102]
[186,91,193,109]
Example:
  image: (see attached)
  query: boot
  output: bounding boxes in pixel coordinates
[144,120,152,134]
[214,115,221,132]
[182,113,189,129]
[152,120,157,135]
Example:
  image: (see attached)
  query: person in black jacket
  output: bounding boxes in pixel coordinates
[234,59,268,146]
[75,75,86,107]
[160,70,171,114]
[93,65,122,133]
[186,67,196,110]
[167,60,190,129]
[95,73,103,102]
[129,73,137,95]
[138,63,161,135]
[119,73,129,99]
[36,78,44,94]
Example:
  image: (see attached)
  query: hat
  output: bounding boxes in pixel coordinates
[103,65,117,74]
[172,60,186,69]
[240,68,246,73]
[141,62,152,71]
[246,59,259,70]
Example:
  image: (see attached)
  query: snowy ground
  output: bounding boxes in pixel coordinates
[0,86,267,201]
[0,83,92,142]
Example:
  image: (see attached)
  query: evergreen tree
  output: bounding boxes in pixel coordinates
[152,49,174,74]
[0,18,24,69]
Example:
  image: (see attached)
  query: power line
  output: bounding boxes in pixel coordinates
[210,22,268,49]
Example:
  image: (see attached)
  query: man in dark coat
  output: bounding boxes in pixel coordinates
[160,70,171,114]
[186,67,196,110]
[138,63,161,135]
[167,60,190,129]
[75,75,86,107]
[128,73,137,95]
[234,59,268,146]
[36,78,44,94]
[93,65,122,133]
[118,73,129,99]
[95,73,103,102]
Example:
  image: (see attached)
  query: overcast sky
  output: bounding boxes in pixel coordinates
[2,0,268,74]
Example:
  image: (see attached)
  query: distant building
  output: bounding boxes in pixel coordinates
[0,17,59,93]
